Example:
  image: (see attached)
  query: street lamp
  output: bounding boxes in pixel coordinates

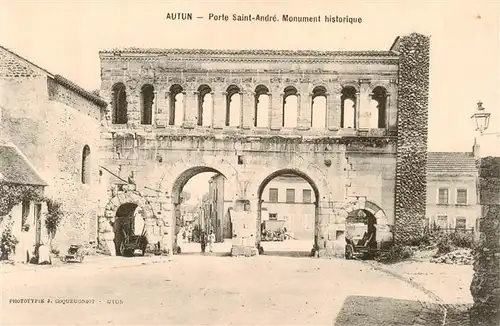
[471,101,491,134]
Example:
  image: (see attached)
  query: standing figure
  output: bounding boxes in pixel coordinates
[200,231,207,253]
[208,230,216,253]
[15,224,33,263]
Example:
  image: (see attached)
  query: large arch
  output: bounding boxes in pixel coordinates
[169,165,239,253]
[254,168,323,253]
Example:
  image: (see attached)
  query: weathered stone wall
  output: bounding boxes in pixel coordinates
[470,157,500,325]
[394,33,430,244]
[0,75,105,250]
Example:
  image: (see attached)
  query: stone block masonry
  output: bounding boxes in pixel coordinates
[470,157,500,326]
[394,33,430,244]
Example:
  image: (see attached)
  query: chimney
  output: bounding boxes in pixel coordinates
[472,137,481,157]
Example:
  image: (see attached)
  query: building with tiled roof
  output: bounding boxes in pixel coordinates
[0,45,108,251]
[426,151,480,231]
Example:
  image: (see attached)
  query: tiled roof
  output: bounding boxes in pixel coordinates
[427,152,478,174]
[0,143,47,186]
[53,75,107,107]
[0,45,107,107]
[99,48,398,57]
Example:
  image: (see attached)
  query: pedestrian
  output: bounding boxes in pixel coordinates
[208,230,215,253]
[200,231,207,253]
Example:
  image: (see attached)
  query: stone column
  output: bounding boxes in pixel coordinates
[355,92,361,129]
[329,90,341,130]
[238,91,244,128]
[270,93,283,130]
[213,91,225,129]
[164,91,172,125]
[209,91,215,127]
[242,91,254,129]
[182,91,196,129]
[470,157,500,325]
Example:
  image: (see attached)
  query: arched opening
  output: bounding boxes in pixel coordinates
[169,84,184,126]
[225,85,241,127]
[282,86,298,128]
[370,86,388,128]
[345,209,377,250]
[113,203,141,256]
[197,85,213,127]
[140,84,154,125]
[254,85,270,127]
[172,167,231,255]
[311,86,327,129]
[81,145,91,184]
[112,83,127,124]
[257,169,319,256]
[341,86,356,128]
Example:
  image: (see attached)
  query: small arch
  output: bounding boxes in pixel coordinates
[140,84,154,125]
[311,86,327,129]
[370,86,388,128]
[169,84,184,126]
[225,85,241,127]
[112,83,127,124]
[341,86,357,128]
[254,85,270,127]
[197,84,213,127]
[282,86,299,128]
[81,145,91,184]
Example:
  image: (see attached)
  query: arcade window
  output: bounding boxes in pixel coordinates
[456,189,468,205]
[438,188,449,205]
[269,188,278,203]
[286,189,295,203]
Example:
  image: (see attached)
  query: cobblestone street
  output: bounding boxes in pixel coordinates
[2,247,450,326]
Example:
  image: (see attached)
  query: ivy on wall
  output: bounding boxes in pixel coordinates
[0,182,44,217]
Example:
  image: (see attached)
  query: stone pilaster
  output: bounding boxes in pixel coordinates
[297,92,311,130]
[213,91,225,129]
[182,91,196,129]
[270,93,282,130]
[470,157,500,326]
[358,80,371,130]
[329,89,341,130]
[242,91,254,129]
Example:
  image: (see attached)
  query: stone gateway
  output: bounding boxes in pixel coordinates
[96,33,430,257]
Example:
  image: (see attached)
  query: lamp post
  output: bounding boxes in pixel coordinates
[471,101,500,157]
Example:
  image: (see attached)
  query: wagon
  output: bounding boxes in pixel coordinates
[261,220,286,242]
[60,244,85,263]
[120,225,148,257]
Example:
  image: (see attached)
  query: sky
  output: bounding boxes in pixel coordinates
[1,0,499,200]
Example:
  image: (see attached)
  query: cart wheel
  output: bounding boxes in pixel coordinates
[345,245,354,260]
